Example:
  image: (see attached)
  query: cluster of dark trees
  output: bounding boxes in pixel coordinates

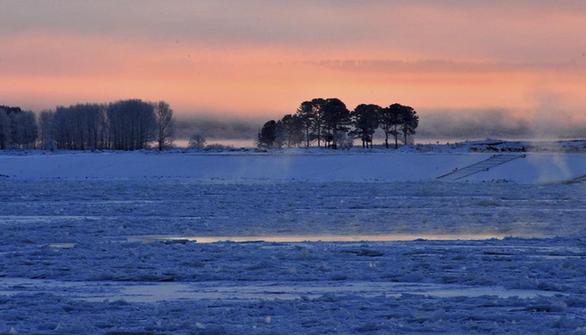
[0,105,38,149]
[0,99,174,151]
[258,98,419,149]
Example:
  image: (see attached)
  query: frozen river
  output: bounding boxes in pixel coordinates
[0,157,585,333]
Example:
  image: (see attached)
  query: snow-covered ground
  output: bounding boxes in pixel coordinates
[0,151,585,333]
[0,150,585,183]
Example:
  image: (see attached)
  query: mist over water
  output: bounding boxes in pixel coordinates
[173,138,255,148]
[174,109,586,147]
[174,117,260,140]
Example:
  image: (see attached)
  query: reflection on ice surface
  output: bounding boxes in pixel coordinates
[0,278,561,303]
[48,243,76,249]
[128,233,543,244]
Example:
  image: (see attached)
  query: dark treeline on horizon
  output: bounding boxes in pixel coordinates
[1,98,419,151]
[258,98,419,149]
[0,105,37,150]
[0,100,174,151]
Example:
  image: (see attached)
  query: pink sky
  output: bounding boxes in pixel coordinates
[0,1,585,123]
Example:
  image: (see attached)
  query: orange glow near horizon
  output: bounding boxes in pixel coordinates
[0,2,585,124]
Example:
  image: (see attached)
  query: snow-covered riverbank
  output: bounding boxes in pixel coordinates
[0,152,585,333]
[0,150,585,183]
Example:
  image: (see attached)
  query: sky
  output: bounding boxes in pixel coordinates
[0,0,585,131]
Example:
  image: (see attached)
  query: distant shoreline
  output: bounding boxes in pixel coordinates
[1,138,584,154]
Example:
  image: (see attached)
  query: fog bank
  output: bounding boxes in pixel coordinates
[175,110,586,142]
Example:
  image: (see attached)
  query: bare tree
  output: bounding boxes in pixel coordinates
[11,111,38,149]
[155,101,174,150]
[52,104,106,150]
[38,111,55,150]
[0,100,180,151]
[0,106,35,149]
[107,100,156,150]
[188,133,206,149]
[0,109,10,149]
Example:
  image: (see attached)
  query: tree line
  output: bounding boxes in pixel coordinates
[1,97,419,151]
[0,99,174,151]
[258,98,419,149]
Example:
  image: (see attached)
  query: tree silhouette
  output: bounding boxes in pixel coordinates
[322,98,350,149]
[400,105,419,145]
[281,114,304,147]
[155,101,175,151]
[350,104,380,148]
[11,111,37,149]
[260,98,420,150]
[52,104,106,150]
[274,120,287,148]
[257,120,277,148]
[188,133,206,149]
[309,98,327,147]
[107,100,156,150]
[296,101,314,147]
[0,106,37,149]
[38,111,55,150]
[0,100,182,151]
[380,104,404,149]
[0,109,10,150]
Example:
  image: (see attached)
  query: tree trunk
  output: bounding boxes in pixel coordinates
[332,129,337,149]
[317,128,321,148]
